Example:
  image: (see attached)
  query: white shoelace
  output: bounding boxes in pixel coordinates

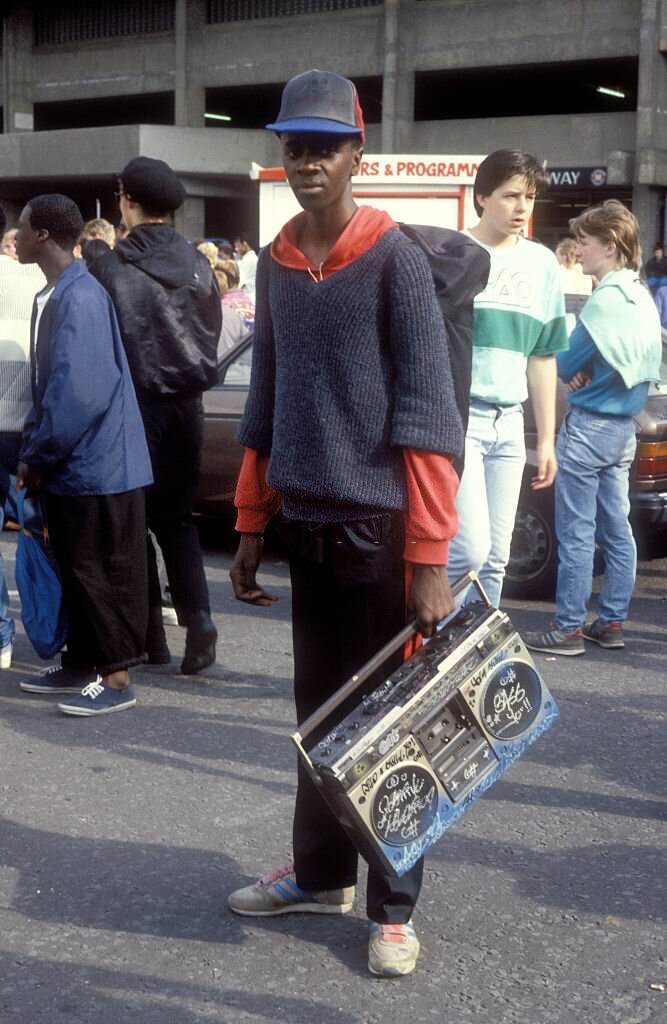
[80,677,104,699]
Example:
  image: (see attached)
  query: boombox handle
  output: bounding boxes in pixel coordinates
[294,571,489,752]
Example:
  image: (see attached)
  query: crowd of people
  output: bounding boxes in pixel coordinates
[0,67,663,978]
[0,158,258,713]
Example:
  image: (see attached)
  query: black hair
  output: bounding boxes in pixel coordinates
[473,150,548,216]
[81,237,111,267]
[0,206,6,237]
[27,194,84,251]
[234,230,255,247]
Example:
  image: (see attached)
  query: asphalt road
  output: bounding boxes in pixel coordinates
[0,529,665,1024]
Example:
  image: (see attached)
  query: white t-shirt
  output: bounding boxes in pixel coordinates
[464,233,569,405]
[0,256,46,431]
[32,286,55,391]
[238,249,258,300]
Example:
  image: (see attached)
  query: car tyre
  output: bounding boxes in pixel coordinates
[504,487,558,600]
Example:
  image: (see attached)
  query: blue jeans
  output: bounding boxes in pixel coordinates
[0,434,22,651]
[447,400,526,607]
[554,407,636,632]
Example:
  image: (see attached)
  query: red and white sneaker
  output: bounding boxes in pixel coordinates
[368,921,420,977]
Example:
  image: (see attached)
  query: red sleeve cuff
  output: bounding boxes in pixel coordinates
[402,448,459,564]
[234,447,281,534]
[235,508,274,534]
[404,538,450,565]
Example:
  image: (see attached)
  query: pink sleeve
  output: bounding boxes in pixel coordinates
[234,448,282,534]
[402,449,459,564]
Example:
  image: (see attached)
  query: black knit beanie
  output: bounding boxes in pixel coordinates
[119,157,186,213]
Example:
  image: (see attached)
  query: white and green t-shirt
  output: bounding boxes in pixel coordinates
[465,234,568,405]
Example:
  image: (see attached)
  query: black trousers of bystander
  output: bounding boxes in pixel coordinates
[47,489,148,676]
[283,513,424,925]
[140,396,211,637]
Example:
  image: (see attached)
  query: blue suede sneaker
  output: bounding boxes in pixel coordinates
[57,680,137,716]
[20,665,99,694]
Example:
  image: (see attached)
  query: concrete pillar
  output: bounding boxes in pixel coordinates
[632,185,664,254]
[633,0,667,254]
[381,0,416,153]
[2,6,34,133]
[175,196,206,240]
[174,0,206,128]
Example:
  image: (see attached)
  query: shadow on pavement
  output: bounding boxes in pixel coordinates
[426,829,666,921]
[0,949,359,1023]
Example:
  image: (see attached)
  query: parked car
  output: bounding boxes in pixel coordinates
[196,336,253,518]
[197,332,667,599]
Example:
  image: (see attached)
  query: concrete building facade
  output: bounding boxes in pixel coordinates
[0,0,665,251]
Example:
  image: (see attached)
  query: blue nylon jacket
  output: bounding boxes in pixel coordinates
[20,260,153,496]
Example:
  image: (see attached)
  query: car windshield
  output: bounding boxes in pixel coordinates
[222,343,253,387]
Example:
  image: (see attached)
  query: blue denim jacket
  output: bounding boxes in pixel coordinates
[20,260,153,496]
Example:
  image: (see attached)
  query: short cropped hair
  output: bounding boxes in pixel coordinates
[474,149,548,216]
[2,229,17,252]
[28,194,84,251]
[81,217,116,248]
[569,199,641,272]
[234,231,255,249]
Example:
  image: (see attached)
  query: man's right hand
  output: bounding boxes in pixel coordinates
[229,533,279,606]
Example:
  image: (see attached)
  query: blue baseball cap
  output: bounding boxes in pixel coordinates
[266,69,365,141]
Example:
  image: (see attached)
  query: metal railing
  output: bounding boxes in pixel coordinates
[208,0,382,23]
[34,1,175,46]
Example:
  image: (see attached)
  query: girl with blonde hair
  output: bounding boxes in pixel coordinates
[526,200,662,656]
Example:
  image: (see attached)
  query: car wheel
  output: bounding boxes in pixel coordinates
[504,489,558,600]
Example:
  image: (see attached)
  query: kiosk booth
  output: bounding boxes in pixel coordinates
[253,154,485,245]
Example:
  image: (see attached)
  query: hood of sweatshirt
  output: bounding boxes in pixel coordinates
[116,223,201,289]
[271,206,397,279]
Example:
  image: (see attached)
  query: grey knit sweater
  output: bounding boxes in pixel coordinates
[238,227,463,522]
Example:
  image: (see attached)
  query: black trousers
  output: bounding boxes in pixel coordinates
[47,490,147,675]
[140,396,210,629]
[283,514,424,924]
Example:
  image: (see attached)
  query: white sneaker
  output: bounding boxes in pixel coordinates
[0,643,12,669]
[368,922,420,977]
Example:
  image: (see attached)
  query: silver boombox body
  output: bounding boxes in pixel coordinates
[292,573,559,877]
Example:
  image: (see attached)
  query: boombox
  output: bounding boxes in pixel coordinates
[292,573,558,877]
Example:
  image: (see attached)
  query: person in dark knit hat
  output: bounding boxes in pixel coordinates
[226,69,463,978]
[91,156,221,675]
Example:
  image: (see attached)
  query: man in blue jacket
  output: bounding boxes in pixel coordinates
[15,193,153,716]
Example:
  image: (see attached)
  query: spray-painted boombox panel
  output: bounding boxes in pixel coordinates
[293,577,558,878]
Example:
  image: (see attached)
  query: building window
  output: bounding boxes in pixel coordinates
[415,58,638,121]
[34,1,175,46]
[205,76,381,128]
[207,0,382,23]
[33,93,175,132]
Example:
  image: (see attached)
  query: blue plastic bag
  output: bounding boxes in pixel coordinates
[15,491,67,659]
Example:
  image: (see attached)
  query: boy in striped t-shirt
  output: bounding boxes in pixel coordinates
[447,150,568,607]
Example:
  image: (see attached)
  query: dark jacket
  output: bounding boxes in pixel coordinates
[91,224,221,400]
[20,260,153,496]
